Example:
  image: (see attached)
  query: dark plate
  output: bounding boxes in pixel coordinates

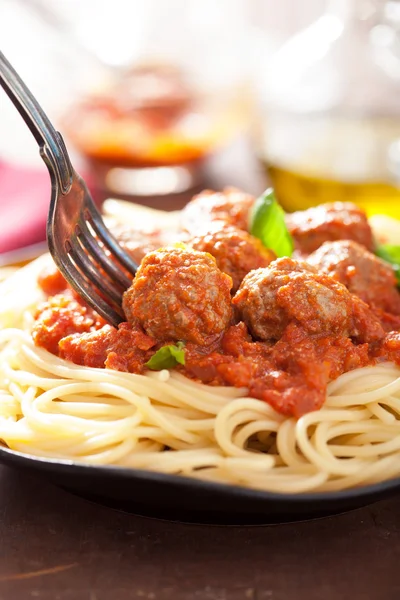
[1,446,400,525]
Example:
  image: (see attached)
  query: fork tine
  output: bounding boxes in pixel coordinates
[63,248,124,327]
[68,239,125,309]
[77,220,133,291]
[86,206,138,276]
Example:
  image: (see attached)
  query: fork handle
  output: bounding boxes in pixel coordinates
[0,50,73,194]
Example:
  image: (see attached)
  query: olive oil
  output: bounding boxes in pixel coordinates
[265,164,400,219]
[259,114,400,218]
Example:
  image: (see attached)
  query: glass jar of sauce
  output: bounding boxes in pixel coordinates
[65,62,250,198]
[62,0,253,200]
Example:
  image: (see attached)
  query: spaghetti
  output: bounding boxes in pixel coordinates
[1,252,400,494]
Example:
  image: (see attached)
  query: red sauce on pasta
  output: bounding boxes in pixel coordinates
[32,194,400,418]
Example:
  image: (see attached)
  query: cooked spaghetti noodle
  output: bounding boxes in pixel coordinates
[0,198,400,494]
[1,251,400,494]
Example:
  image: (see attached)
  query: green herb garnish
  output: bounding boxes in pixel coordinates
[249,188,293,257]
[145,342,185,370]
[376,244,400,286]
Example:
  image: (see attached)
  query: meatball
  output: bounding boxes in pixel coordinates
[286,202,374,255]
[307,240,400,315]
[122,247,233,345]
[190,226,275,293]
[233,257,353,341]
[180,187,255,235]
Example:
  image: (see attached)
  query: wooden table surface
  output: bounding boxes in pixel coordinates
[2,464,400,600]
[1,140,400,600]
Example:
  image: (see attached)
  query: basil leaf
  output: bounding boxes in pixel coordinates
[376,244,400,286]
[249,188,294,257]
[145,342,185,370]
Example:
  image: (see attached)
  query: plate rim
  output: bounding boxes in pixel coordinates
[1,444,399,506]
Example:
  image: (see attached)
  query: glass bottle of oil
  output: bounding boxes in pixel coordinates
[257,0,400,218]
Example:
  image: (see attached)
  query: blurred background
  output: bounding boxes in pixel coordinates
[1,0,400,258]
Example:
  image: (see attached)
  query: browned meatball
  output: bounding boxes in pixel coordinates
[122,247,233,345]
[180,187,255,235]
[233,257,354,341]
[307,240,400,315]
[286,202,374,255]
[190,226,275,293]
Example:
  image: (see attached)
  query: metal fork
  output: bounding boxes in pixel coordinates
[0,51,138,327]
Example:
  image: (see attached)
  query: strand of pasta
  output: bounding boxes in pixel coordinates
[1,328,400,492]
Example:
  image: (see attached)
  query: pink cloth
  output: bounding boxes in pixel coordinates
[0,162,97,256]
[0,161,50,254]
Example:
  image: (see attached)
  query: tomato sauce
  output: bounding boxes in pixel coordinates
[33,265,400,418]
[33,195,400,419]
